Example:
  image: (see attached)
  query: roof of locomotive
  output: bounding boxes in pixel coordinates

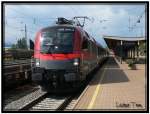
[41,24,80,31]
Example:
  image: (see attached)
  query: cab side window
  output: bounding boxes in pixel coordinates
[82,38,88,50]
[82,31,90,51]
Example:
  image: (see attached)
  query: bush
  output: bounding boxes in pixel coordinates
[126,59,136,69]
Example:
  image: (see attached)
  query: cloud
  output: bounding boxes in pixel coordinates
[4,4,146,47]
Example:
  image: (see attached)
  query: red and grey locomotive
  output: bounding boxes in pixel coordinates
[32,18,108,91]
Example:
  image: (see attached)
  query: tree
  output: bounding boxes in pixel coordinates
[11,37,27,49]
[17,37,27,49]
[11,44,17,49]
[139,42,146,56]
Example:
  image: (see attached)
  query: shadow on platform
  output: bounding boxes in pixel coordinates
[105,57,120,68]
[101,69,129,84]
[89,57,129,85]
[101,57,129,84]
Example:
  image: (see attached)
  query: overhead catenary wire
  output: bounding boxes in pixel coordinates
[6,7,52,27]
[130,9,145,31]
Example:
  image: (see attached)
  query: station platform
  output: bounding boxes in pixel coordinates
[74,56,146,111]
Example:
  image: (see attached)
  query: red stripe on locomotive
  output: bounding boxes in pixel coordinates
[34,53,80,60]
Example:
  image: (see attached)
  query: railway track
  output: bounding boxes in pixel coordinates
[4,59,33,66]
[4,88,47,111]
[4,81,90,111]
[4,87,74,111]
[26,95,72,111]
[4,83,39,107]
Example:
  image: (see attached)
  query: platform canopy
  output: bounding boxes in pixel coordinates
[103,35,146,49]
[103,36,145,41]
[103,35,146,62]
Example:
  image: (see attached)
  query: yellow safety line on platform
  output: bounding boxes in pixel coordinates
[87,65,107,109]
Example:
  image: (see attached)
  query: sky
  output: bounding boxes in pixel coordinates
[4,3,146,47]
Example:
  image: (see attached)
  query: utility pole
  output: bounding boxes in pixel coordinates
[25,24,28,50]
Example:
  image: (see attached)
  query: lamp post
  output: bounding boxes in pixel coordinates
[137,41,139,61]
[120,40,123,64]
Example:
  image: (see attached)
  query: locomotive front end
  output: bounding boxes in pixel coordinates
[32,26,82,90]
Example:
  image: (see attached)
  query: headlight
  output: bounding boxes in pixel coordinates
[35,59,40,67]
[73,58,79,66]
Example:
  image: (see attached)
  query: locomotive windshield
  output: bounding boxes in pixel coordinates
[41,27,74,54]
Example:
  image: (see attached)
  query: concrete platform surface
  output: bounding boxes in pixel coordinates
[74,57,146,111]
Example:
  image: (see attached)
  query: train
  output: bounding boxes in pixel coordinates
[31,18,108,92]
